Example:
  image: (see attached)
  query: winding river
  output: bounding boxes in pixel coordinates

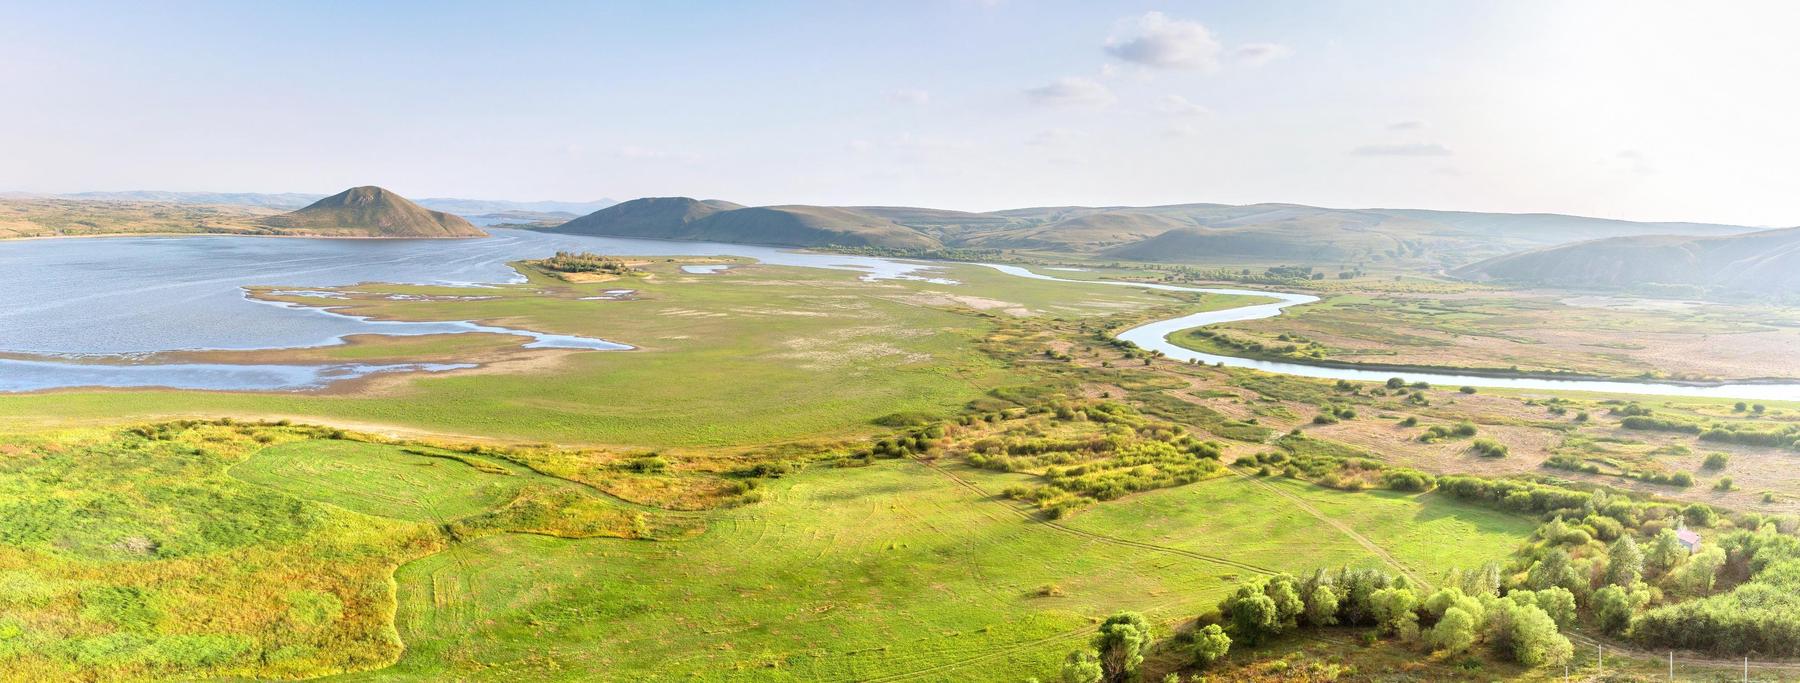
[2,230,1798,399]
[983,264,1800,402]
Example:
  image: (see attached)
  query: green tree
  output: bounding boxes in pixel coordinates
[1592,585,1633,634]
[1673,547,1726,594]
[1488,601,1572,667]
[1526,548,1582,593]
[1423,587,1484,624]
[1425,606,1478,654]
[1221,586,1279,644]
[1605,535,1644,587]
[1531,587,1577,628]
[1093,612,1150,683]
[1263,575,1305,628]
[1647,529,1686,571]
[1191,623,1231,668]
[1684,504,1718,528]
[1061,650,1103,683]
[1303,585,1339,627]
[1368,587,1419,638]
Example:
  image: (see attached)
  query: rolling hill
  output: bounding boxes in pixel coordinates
[551,198,940,249]
[546,197,1773,265]
[1453,227,1800,293]
[261,186,487,238]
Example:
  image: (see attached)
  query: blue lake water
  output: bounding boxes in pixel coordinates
[0,229,941,391]
[4,232,1797,399]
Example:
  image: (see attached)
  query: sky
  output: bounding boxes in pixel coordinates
[3,0,1798,225]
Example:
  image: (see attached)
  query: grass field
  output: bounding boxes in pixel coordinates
[12,249,1800,681]
[324,460,1533,682]
[1193,289,1800,381]
[0,423,703,681]
[229,440,529,522]
[0,260,1190,449]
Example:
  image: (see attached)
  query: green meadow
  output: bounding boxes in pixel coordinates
[0,261,1182,449]
[0,255,1619,682]
[334,460,1532,682]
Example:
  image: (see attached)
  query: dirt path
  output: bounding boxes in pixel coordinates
[1229,467,1433,591]
[1561,629,1800,675]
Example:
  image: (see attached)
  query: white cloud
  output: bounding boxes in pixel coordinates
[1104,12,1223,70]
[846,139,875,153]
[1386,120,1427,131]
[1232,42,1292,66]
[1024,77,1117,107]
[1026,128,1081,146]
[1349,142,1453,157]
[888,89,931,105]
[1158,95,1210,117]
[1164,122,1202,139]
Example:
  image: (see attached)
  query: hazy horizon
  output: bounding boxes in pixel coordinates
[5,1,1798,226]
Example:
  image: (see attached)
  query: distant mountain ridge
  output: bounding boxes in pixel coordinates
[42,191,616,218]
[15,189,1778,267]
[62,190,327,209]
[1453,227,1800,293]
[551,197,939,249]
[414,197,617,216]
[261,186,486,238]
[548,197,1765,262]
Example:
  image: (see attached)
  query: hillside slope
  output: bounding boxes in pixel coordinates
[552,199,939,249]
[262,186,486,238]
[538,195,1772,267]
[552,197,743,239]
[1454,227,1800,292]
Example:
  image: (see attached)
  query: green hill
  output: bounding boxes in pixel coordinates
[552,199,939,249]
[552,197,743,239]
[546,196,1769,268]
[692,206,941,249]
[1453,227,1800,293]
[261,186,486,238]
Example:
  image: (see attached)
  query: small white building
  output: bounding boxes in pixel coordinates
[1676,526,1702,553]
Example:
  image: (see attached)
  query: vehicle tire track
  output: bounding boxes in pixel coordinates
[1228,467,1432,591]
[849,592,1218,683]
[915,458,1277,576]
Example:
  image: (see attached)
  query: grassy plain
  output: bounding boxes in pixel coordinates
[0,198,280,238]
[9,250,1800,681]
[1181,289,1800,381]
[332,460,1531,682]
[0,261,1184,449]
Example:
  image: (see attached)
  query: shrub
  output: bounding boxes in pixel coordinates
[1191,624,1231,668]
[1460,386,1477,394]
[1470,439,1509,458]
[1426,606,1477,654]
[1702,452,1730,470]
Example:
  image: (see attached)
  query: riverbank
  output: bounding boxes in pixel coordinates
[1163,327,1800,388]
[972,264,1800,401]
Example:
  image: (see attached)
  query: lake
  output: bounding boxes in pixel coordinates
[4,233,1798,399]
[0,229,940,390]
